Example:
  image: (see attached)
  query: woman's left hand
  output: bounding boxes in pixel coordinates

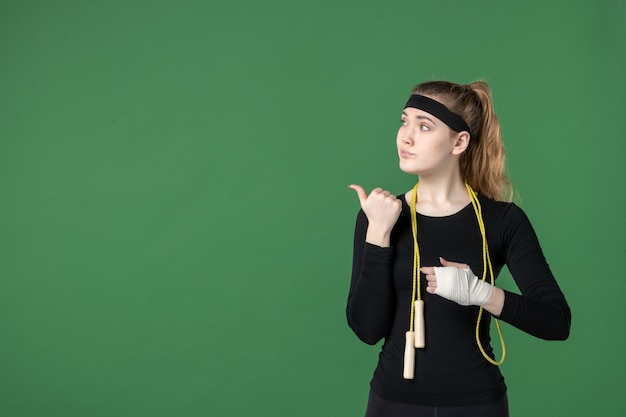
[421,257,467,294]
[421,257,493,306]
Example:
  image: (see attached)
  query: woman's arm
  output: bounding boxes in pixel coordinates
[346,185,403,345]
[346,211,396,345]
[497,204,571,340]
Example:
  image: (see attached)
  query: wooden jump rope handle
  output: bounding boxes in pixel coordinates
[414,300,425,348]
[403,331,415,379]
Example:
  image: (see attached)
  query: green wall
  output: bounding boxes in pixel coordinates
[1,1,624,416]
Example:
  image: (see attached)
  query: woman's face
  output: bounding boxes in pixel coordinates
[397,106,460,176]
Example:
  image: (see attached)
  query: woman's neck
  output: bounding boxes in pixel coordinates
[405,175,471,217]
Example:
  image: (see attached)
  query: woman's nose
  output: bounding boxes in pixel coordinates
[402,129,414,145]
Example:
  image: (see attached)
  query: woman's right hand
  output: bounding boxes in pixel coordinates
[349,184,402,247]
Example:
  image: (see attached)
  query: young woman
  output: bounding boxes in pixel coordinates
[347,80,571,417]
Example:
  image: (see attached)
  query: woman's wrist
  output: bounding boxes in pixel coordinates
[481,286,505,317]
[365,225,392,247]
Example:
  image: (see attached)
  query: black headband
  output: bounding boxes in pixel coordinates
[404,94,471,135]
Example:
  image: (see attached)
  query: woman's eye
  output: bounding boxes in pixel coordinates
[420,124,430,131]
[400,120,407,126]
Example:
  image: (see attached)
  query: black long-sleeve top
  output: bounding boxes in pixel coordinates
[347,194,571,406]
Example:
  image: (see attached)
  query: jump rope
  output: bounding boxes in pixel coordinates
[402,180,506,379]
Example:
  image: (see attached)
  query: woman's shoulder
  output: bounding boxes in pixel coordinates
[477,194,528,224]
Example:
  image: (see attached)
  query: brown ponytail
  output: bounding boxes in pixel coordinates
[411,80,513,201]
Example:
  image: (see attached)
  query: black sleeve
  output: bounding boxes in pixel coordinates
[498,204,572,340]
[345,210,396,345]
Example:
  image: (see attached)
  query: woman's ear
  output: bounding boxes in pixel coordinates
[452,131,470,155]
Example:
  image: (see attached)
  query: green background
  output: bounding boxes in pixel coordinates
[1,0,624,416]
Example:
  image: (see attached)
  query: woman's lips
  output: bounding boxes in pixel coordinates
[399,150,414,158]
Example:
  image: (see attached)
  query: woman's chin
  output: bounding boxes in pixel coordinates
[399,160,420,175]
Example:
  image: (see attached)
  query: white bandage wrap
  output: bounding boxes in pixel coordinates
[433,266,494,306]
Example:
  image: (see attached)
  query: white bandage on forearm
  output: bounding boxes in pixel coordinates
[433,266,493,306]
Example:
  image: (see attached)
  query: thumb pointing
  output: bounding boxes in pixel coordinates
[348,184,368,206]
